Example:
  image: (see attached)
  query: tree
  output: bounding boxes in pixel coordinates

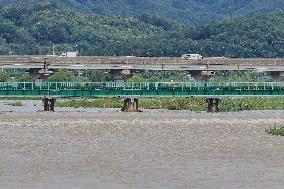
[0,2,283,57]
[127,75,144,82]
[49,69,90,82]
[0,71,10,82]
[214,71,261,82]
[17,73,33,82]
[86,70,113,82]
[49,69,76,82]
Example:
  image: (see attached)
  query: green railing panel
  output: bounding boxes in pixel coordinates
[0,82,282,97]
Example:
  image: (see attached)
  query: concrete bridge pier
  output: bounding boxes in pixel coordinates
[206,98,220,113]
[121,98,139,112]
[42,98,56,112]
[36,58,53,82]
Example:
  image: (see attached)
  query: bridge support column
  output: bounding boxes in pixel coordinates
[42,98,56,112]
[121,98,139,112]
[206,98,220,113]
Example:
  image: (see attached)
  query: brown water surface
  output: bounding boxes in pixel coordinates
[0,110,284,189]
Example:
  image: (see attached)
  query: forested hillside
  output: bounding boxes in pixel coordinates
[0,2,283,57]
[0,0,283,24]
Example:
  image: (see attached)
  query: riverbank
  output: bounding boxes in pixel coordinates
[0,98,283,113]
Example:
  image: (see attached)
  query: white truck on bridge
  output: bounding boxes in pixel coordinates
[181,54,203,60]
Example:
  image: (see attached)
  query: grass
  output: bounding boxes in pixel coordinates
[56,97,284,112]
[6,101,23,106]
[266,126,284,136]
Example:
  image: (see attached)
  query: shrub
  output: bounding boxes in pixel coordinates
[7,101,23,106]
[56,97,284,111]
[266,126,284,136]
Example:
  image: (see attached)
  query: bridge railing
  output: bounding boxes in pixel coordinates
[0,82,283,91]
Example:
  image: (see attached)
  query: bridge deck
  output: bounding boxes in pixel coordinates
[0,56,283,71]
[0,82,283,97]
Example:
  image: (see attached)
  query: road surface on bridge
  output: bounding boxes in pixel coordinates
[0,56,283,71]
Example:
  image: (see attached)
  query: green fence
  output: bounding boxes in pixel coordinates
[0,82,283,97]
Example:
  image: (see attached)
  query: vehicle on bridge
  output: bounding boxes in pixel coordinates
[181,54,203,60]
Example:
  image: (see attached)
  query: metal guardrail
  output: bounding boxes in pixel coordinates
[0,56,283,65]
[0,81,283,89]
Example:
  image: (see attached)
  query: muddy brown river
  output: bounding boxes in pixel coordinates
[0,102,284,188]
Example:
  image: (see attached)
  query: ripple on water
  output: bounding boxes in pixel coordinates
[0,108,284,189]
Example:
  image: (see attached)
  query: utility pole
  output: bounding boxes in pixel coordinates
[52,43,55,56]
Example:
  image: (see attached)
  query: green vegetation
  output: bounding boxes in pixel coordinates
[1,0,283,25]
[57,98,123,109]
[0,71,34,82]
[266,126,284,136]
[127,71,190,82]
[0,69,272,82]
[48,69,114,82]
[0,69,269,83]
[17,73,33,82]
[195,13,284,58]
[56,97,284,112]
[86,70,114,82]
[0,71,10,82]
[6,101,23,106]
[214,71,269,82]
[220,98,284,111]
[0,2,283,57]
[49,69,86,82]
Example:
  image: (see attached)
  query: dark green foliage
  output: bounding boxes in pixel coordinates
[128,71,190,82]
[0,71,10,82]
[49,69,89,82]
[195,13,284,57]
[214,71,261,82]
[0,2,283,57]
[17,73,33,82]
[1,0,283,24]
[127,75,145,82]
[86,70,113,82]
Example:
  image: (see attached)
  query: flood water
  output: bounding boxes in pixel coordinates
[0,101,284,189]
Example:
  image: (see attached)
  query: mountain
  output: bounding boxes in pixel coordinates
[194,12,284,57]
[0,2,283,57]
[0,0,283,24]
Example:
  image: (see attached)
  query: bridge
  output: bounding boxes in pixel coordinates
[0,56,284,71]
[1,81,283,112]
